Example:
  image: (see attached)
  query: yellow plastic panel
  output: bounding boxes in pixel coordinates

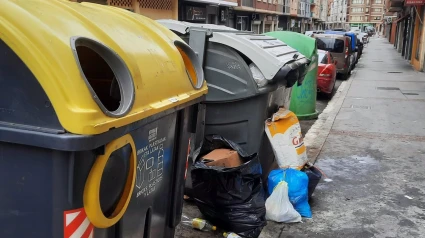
[0,0,207,135]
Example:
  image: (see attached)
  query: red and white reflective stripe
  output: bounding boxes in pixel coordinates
[64,208,94,238]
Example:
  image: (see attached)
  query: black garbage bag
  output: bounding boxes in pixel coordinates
[303,166,322,200]
[191,135,266,238]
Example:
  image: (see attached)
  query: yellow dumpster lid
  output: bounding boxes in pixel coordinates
[0,0,207,135]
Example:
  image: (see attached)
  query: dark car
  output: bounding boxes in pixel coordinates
[356,38,364,62]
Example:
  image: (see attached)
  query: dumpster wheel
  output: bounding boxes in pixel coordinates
[83,134,136,228]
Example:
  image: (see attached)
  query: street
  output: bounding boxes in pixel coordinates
[177,37,425,238]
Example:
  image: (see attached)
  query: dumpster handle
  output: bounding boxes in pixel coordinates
[83,134,136,228]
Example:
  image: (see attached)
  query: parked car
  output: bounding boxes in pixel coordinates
[315,34,355,80]
[317,50,337,98]
[357,32,369,43]
[325,31,358,66]
[356,38,364,62]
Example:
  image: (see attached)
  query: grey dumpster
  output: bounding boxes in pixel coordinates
[158,20,310,193]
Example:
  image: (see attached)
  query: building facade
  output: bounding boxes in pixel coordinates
[178,0,238,27]
[328,0,349,28]
[387,0,425,71]
[71,0,341,34]
[347,0,385,30]
[71,0,179,19]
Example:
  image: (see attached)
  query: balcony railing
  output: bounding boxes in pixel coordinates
[241,0,254,7]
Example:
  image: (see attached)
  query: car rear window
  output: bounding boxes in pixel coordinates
[316,38,344,53]
[318,52,327,64]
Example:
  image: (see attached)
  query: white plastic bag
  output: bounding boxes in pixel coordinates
[265,107,308,169]
[265,181,302,223]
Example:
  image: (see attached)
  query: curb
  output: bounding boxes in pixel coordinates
[304,69,357,164]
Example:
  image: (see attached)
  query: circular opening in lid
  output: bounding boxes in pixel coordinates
[71,37,134,117]
[174,41,204,89]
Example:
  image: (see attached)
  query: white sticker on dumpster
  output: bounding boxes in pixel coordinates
[135,135,167,198]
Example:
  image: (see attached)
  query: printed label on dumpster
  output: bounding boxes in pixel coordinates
[64,208,93,238]
[135,126,168,198]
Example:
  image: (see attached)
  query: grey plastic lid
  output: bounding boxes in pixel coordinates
[157,20,307,81]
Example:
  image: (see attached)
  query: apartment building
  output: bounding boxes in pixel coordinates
[318,0,329,29]
[311,0,322,29]
[328,0,348,28]
[234,0,282,33]
[71,0,238,24]
[347,0,385,30]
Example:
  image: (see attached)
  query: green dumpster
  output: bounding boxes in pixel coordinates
[266,31,319,120]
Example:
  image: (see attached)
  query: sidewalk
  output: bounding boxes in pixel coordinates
[269,37,425,237]
[176,37,425,238]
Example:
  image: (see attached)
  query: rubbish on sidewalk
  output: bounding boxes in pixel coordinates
[223,232,242,238]
[191,135,267,238]
[265,107,308,169]
[265,181,302,223]
[268,168,312,218]
[181,214,217,231]
[303,165,323,200]
[201,148,243,168]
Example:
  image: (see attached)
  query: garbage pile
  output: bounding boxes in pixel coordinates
[182,108,324,238]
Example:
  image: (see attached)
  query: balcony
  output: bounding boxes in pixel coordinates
[241,0,254,7]
[388,0,403,11]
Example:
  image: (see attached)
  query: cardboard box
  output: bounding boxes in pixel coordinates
[201,149,243,168]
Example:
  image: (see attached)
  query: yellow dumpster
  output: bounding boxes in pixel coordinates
[0,0,207,237]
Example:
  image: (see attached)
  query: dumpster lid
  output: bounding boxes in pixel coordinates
[1,1,207,135]
[157,20,308,81]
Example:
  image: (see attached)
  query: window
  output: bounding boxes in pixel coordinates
[236,16,249,31]
[373,16,381,20]
[329,54,335,63]
[316,38,345,53]
[318,52,328,64]
[373,0,382,3]
[372,8,382,12]
[351,7,364,12]
[350,16,364,21]
[352,0,364,4]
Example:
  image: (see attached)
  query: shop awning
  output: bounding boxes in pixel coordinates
[184,0,238,7]
[405,0,425,5]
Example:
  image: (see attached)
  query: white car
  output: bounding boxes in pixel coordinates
[357,32,369,43]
